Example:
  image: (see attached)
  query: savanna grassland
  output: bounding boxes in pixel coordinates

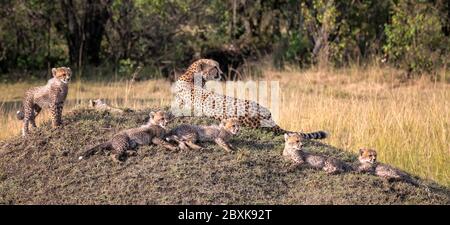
[0,65,449,193]
[1,108,449,204]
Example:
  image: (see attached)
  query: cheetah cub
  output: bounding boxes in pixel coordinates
[89,99,132,114]
[17,67,72,136]
[166,118,240,152]
[356,148,418,185]
[283,133,351,174]
[79,110,178,162]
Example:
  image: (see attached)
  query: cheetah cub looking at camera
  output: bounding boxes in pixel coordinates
[283,133,351,174]
[356,148,418,185]
[17,67,72,136]
[166,118,240,152]
[79,111,178,162]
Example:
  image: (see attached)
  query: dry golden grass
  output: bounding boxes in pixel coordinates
[273,66,449,187]
[0,65,448,187]
[0,79,172,140]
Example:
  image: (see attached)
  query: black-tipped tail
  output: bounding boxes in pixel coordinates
[16,110,24,120]
[299,131,328,139]
[264,125,328,139]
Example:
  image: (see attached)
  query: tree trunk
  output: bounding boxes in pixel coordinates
[59,0,111,66]
[84,0,110,65]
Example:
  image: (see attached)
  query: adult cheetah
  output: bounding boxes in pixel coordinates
[172,59,328,139]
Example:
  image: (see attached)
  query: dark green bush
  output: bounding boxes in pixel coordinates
[384,1,449,76]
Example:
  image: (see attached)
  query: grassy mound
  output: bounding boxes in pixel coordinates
[0,109,448,204]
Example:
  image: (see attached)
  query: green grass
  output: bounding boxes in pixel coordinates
[0,109,448,204]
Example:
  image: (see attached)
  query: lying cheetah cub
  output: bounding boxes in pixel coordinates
[89,99,132,114]
[79,110,178,162]
[356,148,418,185]
[283,133,350,174]
[17,67,72,136]
[166,118,240,152]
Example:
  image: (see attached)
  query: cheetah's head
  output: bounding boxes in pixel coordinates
[194,59,223,82]
[52,67,72,84]
[284,133,304,150]
[148,111,174,128]
[220,118,240,135]
[358,148,377,164]
[89,99,105,108]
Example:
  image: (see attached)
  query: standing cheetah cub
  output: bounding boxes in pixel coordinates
[166,118,240,152]
[283,133,351,174]
[79,111,178,162]
[17,67,72,136]
[356,148,418,185]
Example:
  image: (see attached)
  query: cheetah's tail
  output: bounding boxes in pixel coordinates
[78,142,111,160]
[299,131,329,140]
[405,176,421,187]
[268,126,328,139]
[16,109,24,120]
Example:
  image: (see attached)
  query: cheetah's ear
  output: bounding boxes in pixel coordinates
[219,119,227,128]
[167,111,175,120]
[284,133,289,141]
[51,68,57,77]
[89,99,95,107]
[359,149,364,156]
[149,111,156,118]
